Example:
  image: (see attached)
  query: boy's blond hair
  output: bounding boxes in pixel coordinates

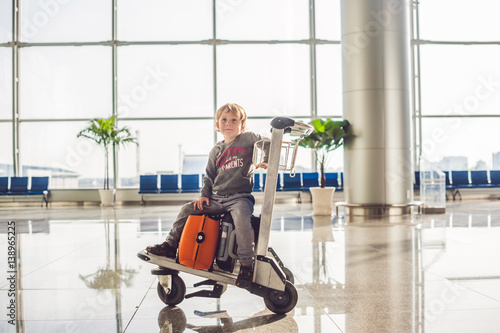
[215,103,247,131]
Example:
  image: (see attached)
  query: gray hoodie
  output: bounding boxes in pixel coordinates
[200,131,268,198]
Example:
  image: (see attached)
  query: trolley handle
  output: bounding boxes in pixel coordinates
[270,117,314,136]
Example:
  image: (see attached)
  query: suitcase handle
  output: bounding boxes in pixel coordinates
[270,117,314,136]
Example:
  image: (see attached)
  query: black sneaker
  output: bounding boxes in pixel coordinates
[146,241,177,258]
[235,265,253,289]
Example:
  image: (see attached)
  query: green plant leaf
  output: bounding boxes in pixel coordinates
[77,115,138,189]
[296,118,352,187]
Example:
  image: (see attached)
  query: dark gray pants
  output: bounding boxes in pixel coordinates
[166,193,255,265]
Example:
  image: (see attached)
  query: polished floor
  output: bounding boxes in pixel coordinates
[1,199,500,333]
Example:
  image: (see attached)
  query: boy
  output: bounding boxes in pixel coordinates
[147,103,268,288]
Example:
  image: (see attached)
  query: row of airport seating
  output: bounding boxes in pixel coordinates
[4,170,494,206]
[137,173,344,204]
[0,176,50,207]
[142,170,500,194]
[414,170,500,200]
[141,170,500,203]
[138,174,201,205]
[272,172,344,192]
[138,172,345,193]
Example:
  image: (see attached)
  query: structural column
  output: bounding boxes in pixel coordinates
[341,0,413,215]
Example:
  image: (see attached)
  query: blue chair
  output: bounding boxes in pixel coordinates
[28,176,49,194]
[470,170,490,187]
[262,173,282,191]
[0,177,8,194]
[138,175,158,194]
[253,173,262,192]
[302,172,319,190]
[443,171,453,189]
[325,172,342,191]
[451,171,470,188]
[160,174,179,193]
[181,174,200,193]
[282,173,302,191]
[282,173,302,202]
[413,171,420,190]
[450,170,470,201]
[28,176,50,206]
[490,170,500,186]
[443,170,459,200]
[138,175,159,205]
[7,177,28,195]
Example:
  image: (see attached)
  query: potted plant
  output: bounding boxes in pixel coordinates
[298,118,351,215]
[77,116,138,206]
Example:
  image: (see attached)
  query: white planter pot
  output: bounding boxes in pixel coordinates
[98,189,115,207]
[310,187,335,216]
[312,215,335,243]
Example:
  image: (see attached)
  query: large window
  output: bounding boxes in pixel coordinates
[0,48,11,119]
[419,0,500,42]
[420,45,500,116]
[20,0,111,43]
[20,46,112,119]
[118,119,214,183]
[5,0,498,189]
[315,0,341,41]
[118,0,212,41]
[118,45,213,118]
[217,44,310,117]
[19,122,103,187]
[416,1,500,171]
[0,123,13,177]
[316,44,342,117]
[215,0,309,41]
[421,118,500,170]
[0,1,12,43]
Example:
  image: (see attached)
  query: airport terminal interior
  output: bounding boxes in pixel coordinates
[1,199,500,332]
[2,0,500,332]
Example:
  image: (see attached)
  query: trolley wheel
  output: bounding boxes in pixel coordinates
[264,281,298,314]
[157,275,186,306]
[157,306,187,331]
[282,266,295,284]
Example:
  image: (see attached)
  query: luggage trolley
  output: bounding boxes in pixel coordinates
[137,117,313,314]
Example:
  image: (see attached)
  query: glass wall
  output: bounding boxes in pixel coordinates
[20,46,112,119]
[421,118,500,170]
[117,45,214,119]
[417,0,500,170]
[216,44,310,117]
[20,0,111,43]
[0,46,12,176]
[0,123,13,177]
[117,119,214,186]
[19,122,102,188]
[118,0,212,41]
[1,0,345,189]
[419,0,500,42]
[3,0,498,189]
[0,48,11,119]
[0,1,12,43]
[215,0,309,41]
[316,44,342,117]
[420,45,500,116]
[315,0,341,41]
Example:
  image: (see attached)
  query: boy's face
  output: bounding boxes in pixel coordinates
[216,110,245,143]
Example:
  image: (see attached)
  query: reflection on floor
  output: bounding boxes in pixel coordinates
[1,200,500,332]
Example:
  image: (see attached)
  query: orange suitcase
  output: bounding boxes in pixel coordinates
[178,215,220,270]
